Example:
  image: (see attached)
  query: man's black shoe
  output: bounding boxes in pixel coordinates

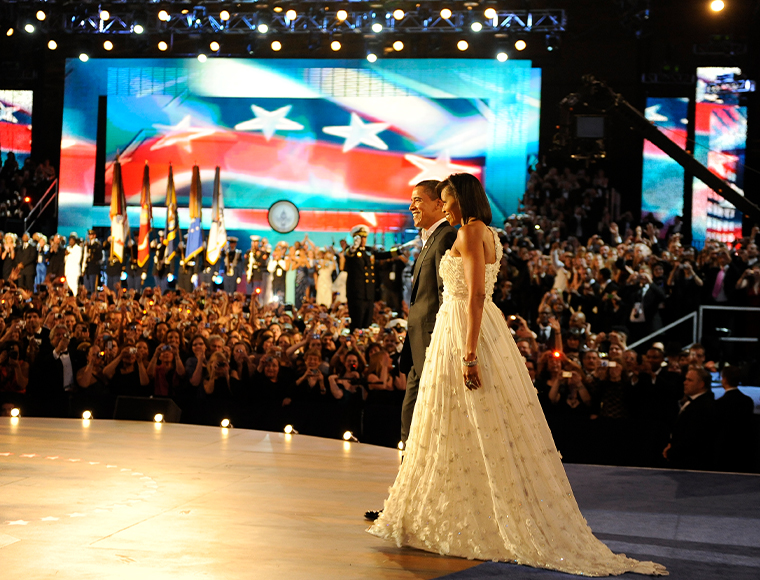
[364,509,382,521]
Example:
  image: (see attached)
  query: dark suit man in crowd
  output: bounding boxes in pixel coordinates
[663,366,716,470]
[344,225,376,330]
[27,324,75,417]
[152,231,169,293]
[82,229,102,294]
[715,366,756,472]
[222,237,243,294]
[16,233,38,291]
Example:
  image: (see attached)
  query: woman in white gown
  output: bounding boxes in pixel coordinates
[315,247,336,307]
[368,174,666,577]
[64,235,83,296]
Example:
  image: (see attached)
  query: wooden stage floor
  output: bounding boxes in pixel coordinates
[1,417,479,580]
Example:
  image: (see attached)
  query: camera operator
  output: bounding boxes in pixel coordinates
[103,343,150,398]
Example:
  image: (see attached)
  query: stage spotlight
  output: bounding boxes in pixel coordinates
[79,53,89,62]
[457,39,469,51]
[515,39,527,51]
[133,24,144,34]
[393,40,404,51]
[209,41,220,52]
[343,430,358,442]
[284,424,299,434]
[331,40,341,51]
[372,22,383,33]
[484,8,498,20]
[258,23,269,33]
[100,10,110,21]
[471,22,483,32]
[220,10,230,21]
[82,410,93,420]
[36,10,46,21]
[271,40,282,51]
[154,413,164,423]
[197,53,207,62]
[167,273,174,283]
[440,8,452,20]
[286,9,297,21]
[25,24,35,34]
[710,0,725,11]
[496,51,508,62]
[220,418,231,428]
[103,40,113,51]
[158,40,168,51]
[366,52,378,63]
[10,407,20,417]
[397,441,405,450]
[393,9,405,20]
[6,28,13,37]
[273,6,283,12]
[158,9,170,22]
[48,39,58,50]
[337,9,348,21]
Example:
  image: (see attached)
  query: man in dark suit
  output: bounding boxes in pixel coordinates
[82,229,102,294]
[663,366,716,470]
[16,233,37,291]
[715,366,756,472]
[344,225,376,330]
[26,324,76,417]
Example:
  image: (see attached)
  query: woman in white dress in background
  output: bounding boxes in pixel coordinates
[64,233,83,296]
[368,174,666,577]
[315,247,336,307]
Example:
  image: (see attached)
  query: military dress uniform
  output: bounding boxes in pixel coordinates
[152,233,169,292]
[345,225,376,330]
[126,240,148,291]
[245,236,269,295]
[222,238,243,294]
[102,239,124,293]
[82,230,102,293]
[177,240,200,293]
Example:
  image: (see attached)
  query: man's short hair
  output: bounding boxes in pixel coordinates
[721,366,742,388]
[415,180,442,201]
[691,366,712,390]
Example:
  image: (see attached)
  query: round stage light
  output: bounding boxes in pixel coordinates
[36,10,46,21]
[100,10,110,21]
[157,40,168,51]
[471,22,483,32]
[197,53,207,62]
[79,53,89,62]
[457,39,469,51]
[48,39,58,50]
[25,24,35,34]
[330,40,341,51]
[133,24,144,34]
[103,40,113,51]
[220,10,230,21]
[10,407,20,417]
[397,441,405,451]
[158,10,170,22]
[258,23,269,33]
[343,431,353,441]
[286,9,297,21]
[154,413,164,423]
[220,418,231,428]
[209,41,220,52]
[440,8,452,20]
[710,0,725,11]
[515,39,527,51]
[273,6,283,13]
[393,40,404,51]
[271,40,282,51]
[366,52,378,63]
[496,51,508,62]
[337,10,348,21]
[393,9,405,20]
[6,28,14,37]
[82,410,93,420]
[284,424,294,434]
[484,8,498,20]
[371,22,383,33]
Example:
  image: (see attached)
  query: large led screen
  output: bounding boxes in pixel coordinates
[0,89,33,162]
[692,67,748,247]
[59,58,541,243]
[641,97,688,235]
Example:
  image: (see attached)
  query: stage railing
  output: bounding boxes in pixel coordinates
[627,311,698,351]
[24,179,58,234]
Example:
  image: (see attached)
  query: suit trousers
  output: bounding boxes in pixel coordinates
[347,298,373,330]
[83,273,98,293]
[400,364,421,442]
[19,272,35,291]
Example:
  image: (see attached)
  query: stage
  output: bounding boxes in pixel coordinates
[2,418,759,580]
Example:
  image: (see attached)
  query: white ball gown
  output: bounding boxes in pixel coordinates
[368,228,667,577]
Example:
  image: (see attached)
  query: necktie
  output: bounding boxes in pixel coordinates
[712,268,725,299]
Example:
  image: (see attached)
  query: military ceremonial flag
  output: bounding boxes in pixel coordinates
[137,162,152,267]
[184,165,204,261]
[164,164,179,263]
[109,160,129,262]
[205,167,227,265]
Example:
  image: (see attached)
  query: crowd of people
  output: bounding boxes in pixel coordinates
[0,161,757,472]
[0,152,56,230]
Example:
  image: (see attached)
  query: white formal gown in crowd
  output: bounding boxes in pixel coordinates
[368,228,666,577]
[64,244,82,295]
[332,269,348,303]
[316,259,335,307]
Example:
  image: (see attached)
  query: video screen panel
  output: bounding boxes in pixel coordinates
[0,89,33,162]
[692,67,748,247]
[59,58,541,244]
[641,97,688,235]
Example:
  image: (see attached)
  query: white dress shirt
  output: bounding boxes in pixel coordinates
[421,218,448,248]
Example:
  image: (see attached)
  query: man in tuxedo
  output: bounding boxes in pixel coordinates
[365,179,456,521]
[715,366,756,472]
[16,233,38,291]
[26,324,75,417]
[663,367,716,470]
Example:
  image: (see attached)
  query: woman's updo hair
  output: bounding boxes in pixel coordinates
[439,173,492,225]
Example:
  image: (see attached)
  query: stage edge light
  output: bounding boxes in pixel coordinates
[10,407,20,417]
[154,413,164,423]
[82,410,93,420]
[398,441,405,450]
[220,418,231,428]
[497,51,508,62]
[343,431,358,442]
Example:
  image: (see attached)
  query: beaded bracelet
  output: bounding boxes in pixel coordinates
[462,357,478,367]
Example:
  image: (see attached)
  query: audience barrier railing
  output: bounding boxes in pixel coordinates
[23,178,58,234]
[627,311,698,352]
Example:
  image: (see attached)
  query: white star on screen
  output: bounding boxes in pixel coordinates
[0,103,20,123]
[644,104,668,123]
[150,115,216,153]
[234,104,304,141]
[404,151,482,185]
[323,112,390,153]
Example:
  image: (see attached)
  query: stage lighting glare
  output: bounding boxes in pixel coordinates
[82,410,93,420]
[366,52,378,63]
[393,9,405,20]
[25,24,35,34]
[331,40,341,51]
[100,10,110,21]
[6,28,13,37]
[48,40,58,50]
[271,40,282,51]
[103,40,113,51]
[515,39,527,51]
[710,0,725,11]
[284,424,298,434]
[343,431,352,440]
[36,10,46,21]
[197,53,207,62]
[220,418,231,428]
[496,51,508,62]
[258,23,269,33]
[457,39,469,51]
[286,9,297,21]
[371,22,383,33]
[471,22,483,32]
[220,10,230,21]
[158,10,170,22]
[337,10,348,21]
[440,8,452,20]
[10,407,20,417]
[393,40,404,51]
[158,40,168,51]
[79,53,89,62]
[133,24,144,34]
[273,6,283,12]
[209,41,220,52]
[398,441,405,450]
[484,8,498,20]
[154,413,164,423]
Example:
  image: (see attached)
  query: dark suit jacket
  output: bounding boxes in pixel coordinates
[400,223,457,375]
[715,388,756,472]
[668,391,717,470]
[344,246,375,302]
[17,243,37,275]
